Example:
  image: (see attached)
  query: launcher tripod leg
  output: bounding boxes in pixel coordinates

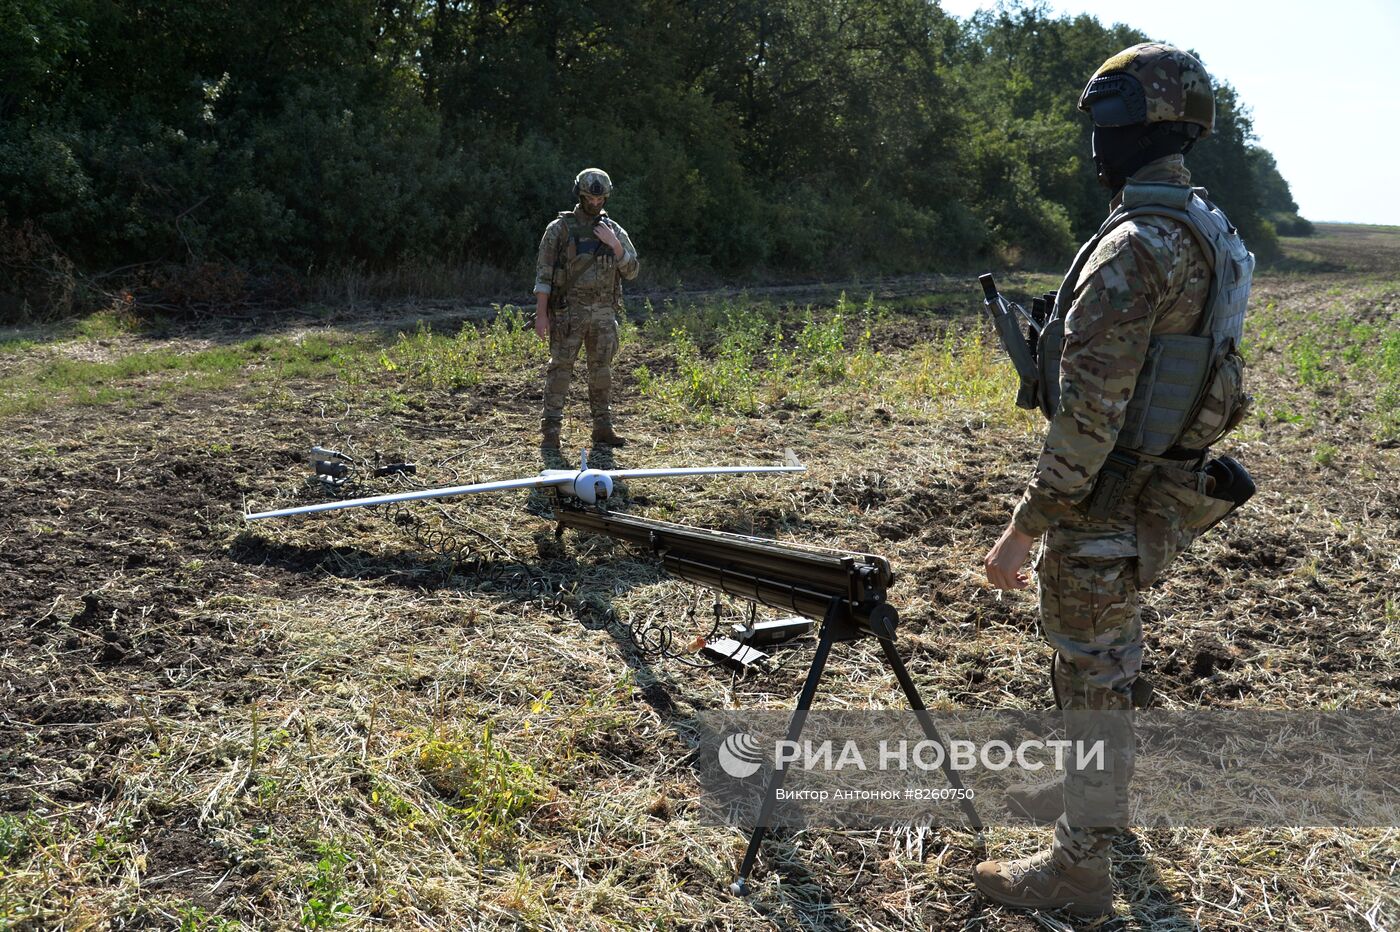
[876,637,984,832]
[729,601,840,896]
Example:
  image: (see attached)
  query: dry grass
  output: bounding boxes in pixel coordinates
[0,236,1397,930]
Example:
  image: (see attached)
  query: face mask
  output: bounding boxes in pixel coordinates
[1091,124,1143,192]
[1091,123,1187,193]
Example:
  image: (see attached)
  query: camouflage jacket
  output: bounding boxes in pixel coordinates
[1012,155,1212,555]
[533,208,639,307]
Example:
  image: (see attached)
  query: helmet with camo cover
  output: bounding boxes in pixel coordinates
[1078,43,1214,139]
[573,167,613,200]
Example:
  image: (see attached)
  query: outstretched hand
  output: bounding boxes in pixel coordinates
[984,521,1035,590]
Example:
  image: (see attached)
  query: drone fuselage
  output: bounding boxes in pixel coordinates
[540,469,614,504]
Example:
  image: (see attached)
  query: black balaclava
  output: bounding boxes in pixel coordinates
[1091,122,1194,194]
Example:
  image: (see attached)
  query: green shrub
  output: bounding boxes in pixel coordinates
[415,726,543,850]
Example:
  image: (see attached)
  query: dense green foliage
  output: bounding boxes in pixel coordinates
[0,0,1302,317]
[1249,148,1313,237]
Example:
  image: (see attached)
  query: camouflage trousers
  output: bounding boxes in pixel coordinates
[542,302,619,428]
[1037,548,1142,870]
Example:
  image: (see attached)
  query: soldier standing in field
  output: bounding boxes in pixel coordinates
[534,168,640,455]
[977,44,1255,915]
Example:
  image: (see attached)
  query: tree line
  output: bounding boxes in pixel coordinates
[0,0,1309,319]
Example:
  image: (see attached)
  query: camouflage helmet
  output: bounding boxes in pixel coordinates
[1078,43,1214,138]
[573,168,613,200]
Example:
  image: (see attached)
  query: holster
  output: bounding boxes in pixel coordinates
[1201,455,1255,530]
[1081,450,1141,520]
[1132,452,1253,587]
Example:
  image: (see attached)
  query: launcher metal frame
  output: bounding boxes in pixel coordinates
[552,497,984,894]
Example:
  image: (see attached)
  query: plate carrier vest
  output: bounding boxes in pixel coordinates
[551,211,621,309]
[1037,181,1254,458]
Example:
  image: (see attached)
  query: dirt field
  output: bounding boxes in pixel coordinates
[2,225,1397,930]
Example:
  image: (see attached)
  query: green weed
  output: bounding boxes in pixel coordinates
[675,325,760,413]
[891,325,1025,421]
[0,333,369,418]
[794,307,847,381]
[300,841,353,928]
[1287,334,1332,387]
[1370,330,1400,440]
[72,307,143,340]
[179,906,244,931]
[0,813,39,864]
[369,780,426,827]
[414,725,543,852]
[1242,301,1280,357]
[635,293,888,419]
[376,305,546,390]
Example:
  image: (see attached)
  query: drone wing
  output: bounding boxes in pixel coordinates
[244,474,565,521]
[245,451,806,520]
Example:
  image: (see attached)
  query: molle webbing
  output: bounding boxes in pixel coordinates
[1118,333,1213,453]
[1040,181,1253,457]
[555,211,615,304]
[563,212,604,257]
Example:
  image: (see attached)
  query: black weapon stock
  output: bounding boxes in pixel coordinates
[979,273,1042,411]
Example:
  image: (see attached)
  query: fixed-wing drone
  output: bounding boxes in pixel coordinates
[244,448,805,521]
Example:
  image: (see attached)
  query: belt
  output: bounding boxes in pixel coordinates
[1081,447,1209,519]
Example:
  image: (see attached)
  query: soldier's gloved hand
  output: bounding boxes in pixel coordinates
[984,521,1035,590]
[593,222,622,256]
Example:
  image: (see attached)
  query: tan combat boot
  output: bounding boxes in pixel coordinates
[973,849,1113,917]
[1003,776,1064,824]
[591,421,627,448]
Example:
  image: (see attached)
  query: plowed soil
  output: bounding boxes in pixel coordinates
[1,225,1396,930]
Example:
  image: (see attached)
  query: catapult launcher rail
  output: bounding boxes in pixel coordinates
[552,497,983,895]
[244,448,981,894]
[552,500,898,639]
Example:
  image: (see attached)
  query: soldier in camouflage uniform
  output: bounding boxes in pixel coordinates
[534,168,640,454]
[978,45,1252,915]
